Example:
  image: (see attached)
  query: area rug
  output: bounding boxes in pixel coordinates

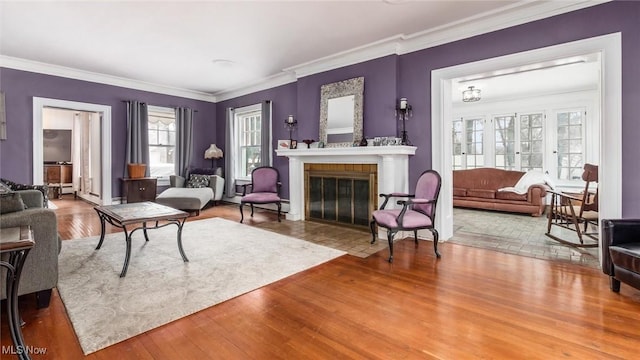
[57,217,346,355]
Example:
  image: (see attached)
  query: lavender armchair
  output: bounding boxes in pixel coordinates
[239,166,282,223]
[370,170,442,262]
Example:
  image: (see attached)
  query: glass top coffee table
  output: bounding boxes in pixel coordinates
[94,202,190,277]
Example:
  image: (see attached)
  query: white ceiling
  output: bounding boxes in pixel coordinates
[0,1,602,100]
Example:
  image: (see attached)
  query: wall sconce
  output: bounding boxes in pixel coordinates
[284,114,297,142]
[204,144,223,167]
[396,98,412,145]
[462,86,481,102]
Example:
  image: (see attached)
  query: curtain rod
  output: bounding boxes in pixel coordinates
[121,100,198,112]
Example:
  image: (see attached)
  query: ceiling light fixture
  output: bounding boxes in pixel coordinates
[462,86,481,102]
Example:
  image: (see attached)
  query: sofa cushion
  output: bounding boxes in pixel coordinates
[0,192,26,214]
[609,244,640,274]
[466,189,495,199]
[186,174,209,188]
[496,191,528,201]
[453,188,467,197]
[156,187,214,211]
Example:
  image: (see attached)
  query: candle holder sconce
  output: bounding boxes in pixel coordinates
[396,98,412,146]
[284,115,297,142]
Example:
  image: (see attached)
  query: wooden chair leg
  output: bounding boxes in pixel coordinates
[239,203,245,223]
[430,228,441,258]
[387,230,396,263]
[370,220,377,244]
[277,202,282,222]
[414,230,418,244]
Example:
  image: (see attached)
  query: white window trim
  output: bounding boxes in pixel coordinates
[232,103,262,183]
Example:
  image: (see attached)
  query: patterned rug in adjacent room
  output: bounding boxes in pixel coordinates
[57,217,346,355]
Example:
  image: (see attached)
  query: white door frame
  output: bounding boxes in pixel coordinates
[431,33,622,264]
[33,97,112,205]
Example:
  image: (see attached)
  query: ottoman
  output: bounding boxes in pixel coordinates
[155,187,214,215]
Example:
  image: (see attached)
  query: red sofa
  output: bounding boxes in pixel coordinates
[453,168,549,217]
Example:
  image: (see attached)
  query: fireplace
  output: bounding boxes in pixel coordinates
[305,163,377,228]
[275,146,416,223]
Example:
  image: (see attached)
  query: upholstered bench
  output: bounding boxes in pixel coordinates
[156,187,213,215]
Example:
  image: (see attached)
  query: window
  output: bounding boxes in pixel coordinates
[147,106,176,180]
[233,104,264,181]
[519,112,544,172]
[452,117,485,169]
[494,114,516,170]
[556,109,585,180]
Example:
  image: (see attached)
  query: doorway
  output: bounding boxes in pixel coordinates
[42,107,102,204]
[431,34,622,266]
[33,98,112,205]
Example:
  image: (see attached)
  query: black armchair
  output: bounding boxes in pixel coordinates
[602,219,640,292]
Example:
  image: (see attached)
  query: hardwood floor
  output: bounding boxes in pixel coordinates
[2,198,640,359]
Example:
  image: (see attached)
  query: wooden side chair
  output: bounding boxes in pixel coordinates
[370,170,442,262]
[239,166,282,223]
[545,163,599,247]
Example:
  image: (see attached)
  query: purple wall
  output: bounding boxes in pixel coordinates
[215,82,297,198]
[0,69,217,197]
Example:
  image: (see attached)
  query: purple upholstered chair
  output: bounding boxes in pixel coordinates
[239,166,282,223]
[370,170,442,262]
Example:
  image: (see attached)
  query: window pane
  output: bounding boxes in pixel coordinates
[147,106,176,178]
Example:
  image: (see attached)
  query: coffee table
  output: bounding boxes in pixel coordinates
[94,202,189,277]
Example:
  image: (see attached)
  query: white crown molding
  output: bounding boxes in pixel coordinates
[0,55,217,103]
[283,35,402,79]
[399,0,610,55]
[213,71,297,102]
[216,0,609,100]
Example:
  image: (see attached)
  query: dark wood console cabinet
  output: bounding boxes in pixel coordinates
[121,177,157,203]
[44,164,73,198]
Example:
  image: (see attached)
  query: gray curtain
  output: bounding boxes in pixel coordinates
[225,107,234,198]
[175,107,194,178]
[260,100,272,167]
[124,101,149,177]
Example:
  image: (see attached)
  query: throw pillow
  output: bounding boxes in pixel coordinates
[0,181,12,195]
[0,192,26,214]
[186,174,209,188]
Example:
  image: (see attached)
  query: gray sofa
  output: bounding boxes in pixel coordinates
[0,189,59,308]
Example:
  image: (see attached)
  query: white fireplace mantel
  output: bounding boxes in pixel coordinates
[276,146,417,221]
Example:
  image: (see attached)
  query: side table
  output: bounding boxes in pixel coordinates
[1,226,34,360]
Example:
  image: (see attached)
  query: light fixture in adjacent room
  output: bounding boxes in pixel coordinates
[462,86,481,102]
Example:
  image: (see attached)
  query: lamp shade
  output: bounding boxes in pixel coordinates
[204,144,223,159]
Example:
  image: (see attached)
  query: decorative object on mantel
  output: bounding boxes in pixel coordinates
[284,115,297,142]
[359,138,368,147]
[302,139,315,149]
[204,144,223,167]
[462,86,481,102]
[396,97,412,145]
